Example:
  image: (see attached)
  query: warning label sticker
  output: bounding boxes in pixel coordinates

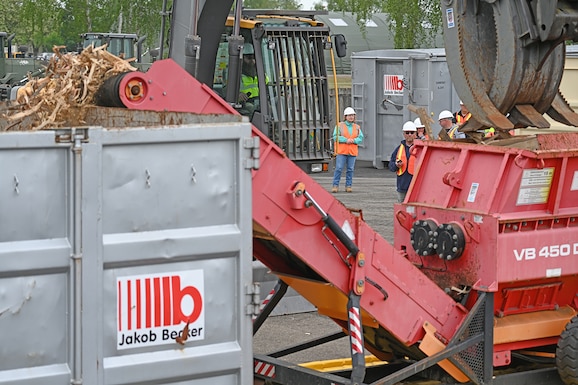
[116,270,205,350]
[516,168,554,205]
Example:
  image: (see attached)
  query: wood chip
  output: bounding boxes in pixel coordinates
[1,44,137,131]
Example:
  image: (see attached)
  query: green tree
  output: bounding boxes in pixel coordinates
[15,0,65,53]
[2,0,440,55]
[326,0,441,49]
[326,0,380,29]
[243,0,301,9]
[56,0,165,52]
[312,2,327,11]
[382,0,441,48]
[0,0,22,34]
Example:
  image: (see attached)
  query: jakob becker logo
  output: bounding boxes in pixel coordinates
[116,270,205,349]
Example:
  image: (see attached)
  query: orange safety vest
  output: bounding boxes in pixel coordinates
[336,122,360,156]
[396,144,415,176]
[456,112,471,125]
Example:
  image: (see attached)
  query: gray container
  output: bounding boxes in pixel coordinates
[0,111,255,385]
[351,48,459,168]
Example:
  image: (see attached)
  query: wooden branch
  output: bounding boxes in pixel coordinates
[3,44,137,131]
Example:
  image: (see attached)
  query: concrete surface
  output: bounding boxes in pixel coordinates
[253,162,399,364]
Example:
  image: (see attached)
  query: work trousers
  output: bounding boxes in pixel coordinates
[332,154,356,188]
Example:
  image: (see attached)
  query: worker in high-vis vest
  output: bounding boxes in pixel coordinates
[454,100,472,126]
[439,110,465,139]
[454,101,496,138]
[331,107,364,193]
[389,121,418,203]
[238,44,261,116]
[414,117,428,140]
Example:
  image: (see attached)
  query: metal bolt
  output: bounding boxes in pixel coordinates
[358,260,365,267]
[145,169,151,188]
[357,280,364,286]
[13,175,19,195]
[190,164,197,183]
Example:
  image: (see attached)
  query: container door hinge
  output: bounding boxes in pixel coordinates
[246,282,261,317]
[243,136,260,170]
[55,127,89,143]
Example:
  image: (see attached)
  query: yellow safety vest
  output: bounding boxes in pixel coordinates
[448,125,460,139]
[240,74,259,97]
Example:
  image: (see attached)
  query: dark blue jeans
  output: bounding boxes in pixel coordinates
[332,154,356,187]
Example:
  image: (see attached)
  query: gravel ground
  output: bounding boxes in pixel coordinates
[253,161,399,364]
[310,161,398,244]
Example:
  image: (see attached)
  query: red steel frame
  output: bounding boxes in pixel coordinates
[119,59,578,377]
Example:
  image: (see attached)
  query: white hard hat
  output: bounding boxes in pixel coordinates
[459,100,464,105]
[343,107,356,116]
[402,121,417,132]
[438,110,454,120]
[414,118,425,128]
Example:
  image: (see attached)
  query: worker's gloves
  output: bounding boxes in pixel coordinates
[238,92,249,103]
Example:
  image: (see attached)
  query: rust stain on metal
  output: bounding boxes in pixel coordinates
[536,133,578,151]
[175,320,190,345]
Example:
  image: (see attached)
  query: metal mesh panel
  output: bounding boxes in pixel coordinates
[453,297,487,381]
[265,29,331,161]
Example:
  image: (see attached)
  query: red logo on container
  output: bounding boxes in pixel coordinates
[383,74,404,95]
[117,274,203,331]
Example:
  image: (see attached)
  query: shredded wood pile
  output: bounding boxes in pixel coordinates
[1,44,137,131]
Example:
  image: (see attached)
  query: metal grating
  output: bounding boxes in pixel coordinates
[264,28,332,161]
[447,292,494,385]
